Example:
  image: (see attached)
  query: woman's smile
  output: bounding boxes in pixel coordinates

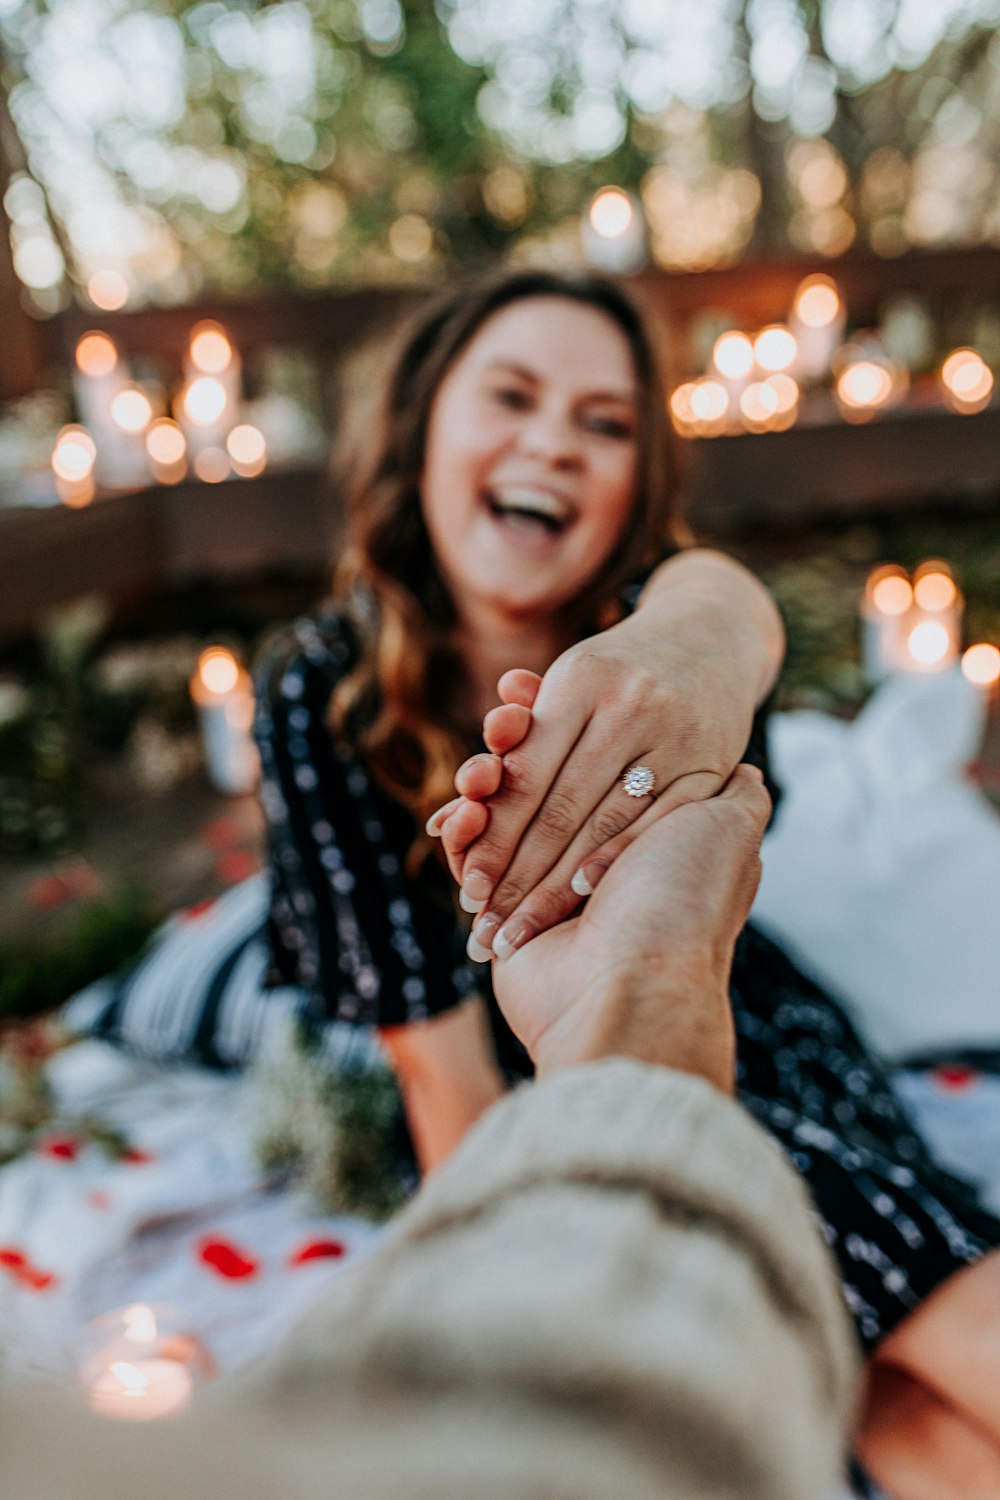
[420,295,639,626]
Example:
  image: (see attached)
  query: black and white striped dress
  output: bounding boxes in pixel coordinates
[255,608,1000,1355]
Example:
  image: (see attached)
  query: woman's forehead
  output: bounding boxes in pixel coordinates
[458,296,639,399]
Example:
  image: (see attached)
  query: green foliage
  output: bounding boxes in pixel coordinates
[0,885,158,1021]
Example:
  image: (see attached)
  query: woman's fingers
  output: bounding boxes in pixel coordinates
[497,669,543,709]
[440,798,489,887]
[482,704,532,758]
[454,753,503,801]
[467,767,729,962]
[425,797,462,837]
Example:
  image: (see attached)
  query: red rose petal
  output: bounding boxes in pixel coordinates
[183,898,216,922]
[19,1266,57,1291]
[0,1248,27,1268]
[933,1066,980,1093]
[288,1238,346,1267]
[37,1135,81,1161]
[197,1236,259,1280]
[121,1147,154,1165]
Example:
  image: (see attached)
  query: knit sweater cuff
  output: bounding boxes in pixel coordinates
[395,1059,859,1408]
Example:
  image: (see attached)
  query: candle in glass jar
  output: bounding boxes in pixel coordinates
[905,561,963,672]
[87,1356,193,1422]
[190,647,259,795]
[861,565,913,681]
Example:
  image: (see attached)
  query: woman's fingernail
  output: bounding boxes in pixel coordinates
[493,922,531,962]
[571,862,606,897]
[471,913,500,949]
[425,811,446,837]
[462,870,492,904]
[466,931,493,964]
[459,887,486,913]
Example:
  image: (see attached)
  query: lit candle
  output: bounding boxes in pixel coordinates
[789,275,845,383]
[189,647,259,794]
[906,560,963,671]
[711,330,754,410]
[834,352,905,424]
[79,1303,208,1423]
[73,332,149,488]
[939,348,994,415]
[87,1356,193,1422]
[146,418,188,485]
[861,564,913,681]
[51,425,98,508]
[581,187,647,274]
[180,322,241,457]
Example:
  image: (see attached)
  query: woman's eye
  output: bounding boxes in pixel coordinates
[491,386,532,411]
[583,414,634,439]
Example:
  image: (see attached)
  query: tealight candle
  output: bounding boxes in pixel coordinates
[181,322,241,457]
[790,275,845,383]
[861,564,913,681]
[908,560,963,669]
[79,1303,209,1423]
[189,647,259,794]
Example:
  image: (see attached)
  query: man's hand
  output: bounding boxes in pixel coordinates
[491,765,771,1091]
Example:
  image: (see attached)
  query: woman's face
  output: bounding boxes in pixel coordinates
[420,296,641,625]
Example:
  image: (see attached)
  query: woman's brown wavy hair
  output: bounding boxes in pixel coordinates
[330,267,686,871]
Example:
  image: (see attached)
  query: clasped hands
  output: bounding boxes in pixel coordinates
[428,621,769,1086]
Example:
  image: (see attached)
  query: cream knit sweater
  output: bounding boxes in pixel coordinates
[1,1059,859,1500]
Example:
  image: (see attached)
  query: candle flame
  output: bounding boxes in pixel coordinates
[940,348,993,412]
[712,331,754,381]
[189,322,233,374]
[753,325,798,374]
[110,388,153,434]
[197,648,240,695]
[907,620,950,666]
[76,332,118,378]
[146,420,187,466]
[962,643,1000,687]
[913,570,957,612]
[870,574,913,617]
[52,426,97,482]
[183,376,228,427]
[110,1361,151,1396]
[226,424,267,477]
[837,361,893,409]
[794,276,841,329]
[690,378,730,424]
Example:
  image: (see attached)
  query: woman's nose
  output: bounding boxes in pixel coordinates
[519,406,582,467]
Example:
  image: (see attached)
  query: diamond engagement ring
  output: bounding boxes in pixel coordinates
[622,764,656,798]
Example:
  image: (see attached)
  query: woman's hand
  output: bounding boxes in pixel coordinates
[430,601,765,962]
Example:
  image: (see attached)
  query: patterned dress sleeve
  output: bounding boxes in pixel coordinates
[254,615,479,1028]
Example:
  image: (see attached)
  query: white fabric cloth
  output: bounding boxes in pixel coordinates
[0,1038,383,1380]
[754,669,1000,1062]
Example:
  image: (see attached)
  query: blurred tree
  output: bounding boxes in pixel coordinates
[1,0,1000,306]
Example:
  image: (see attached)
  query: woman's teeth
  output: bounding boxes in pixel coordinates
[486,487,571,533]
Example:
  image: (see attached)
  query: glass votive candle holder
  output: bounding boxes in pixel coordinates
[78,1303,214,1422]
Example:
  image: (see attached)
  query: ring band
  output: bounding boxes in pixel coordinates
[622,764,656,798]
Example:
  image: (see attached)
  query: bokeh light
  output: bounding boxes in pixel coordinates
[588,188,633,239]
[110,388,153,434]
[145,419,187,466]
[193,447,230,482]
[940,348,994,413]
[189,323,233,375]
[870,573,913,617]
[962,643,1000,688]
[197,647,240,695]
[75,332,119,378]
[753,325,798,373]
[793,276,841,328]
[87,270,129,310]
[52,426,97,483]
[226,424,267,478]
[183,378,228,427]
[913,565,957,612]
[907,620,950,667]
[712,331,754,381]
